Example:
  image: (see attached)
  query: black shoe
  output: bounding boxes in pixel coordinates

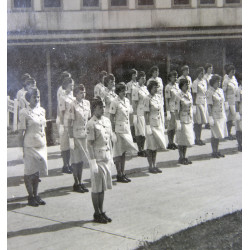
[93,213,107,224]
[28,197,39,207]
[205,123,210,129]
[62,166,72,174]
[167,143,174,150]
[117,175,128,183]
[73,184,85,193]
[217,152,225,158]
[155,167,162,173]
[80,183,89,192]
[149,168,158,173]
[212,153,220,158]
[123,174,131,182]
[184,158,192,164]
[138,151,144,157]
[178,158,188,165]
[69,165,73,172]
[172,143,178,150]
[198,140,205,146]
[195,139,200,145]
[101,212,112,222]
[34,196,46,205]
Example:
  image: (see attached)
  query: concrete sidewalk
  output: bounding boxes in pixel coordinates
[7,129,242,250]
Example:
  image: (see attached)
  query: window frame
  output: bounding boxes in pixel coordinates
[224,0,241,7]
[42,0,63,11]
[109,0,129,10]
[136,0,155,9]
[198,0,217,7]
[11,0,33,11]
[171,0,191,9]
[82,0,101,10]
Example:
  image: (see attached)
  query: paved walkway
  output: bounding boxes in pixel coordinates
[7,129,242,250]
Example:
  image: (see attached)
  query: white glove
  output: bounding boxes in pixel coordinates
[89,159,98,174]
[193,105,197,115]
[133,115,137,125]
[235,112,241,121]
[59,124,64,136]
[176,120,181,131]
[224,102,229,111]
[146,125,152,135]
[209,116,214,126]
[111,132,117,143]
[167,111,171,121]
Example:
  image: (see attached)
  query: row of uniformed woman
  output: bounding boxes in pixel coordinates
[17,63,242,224]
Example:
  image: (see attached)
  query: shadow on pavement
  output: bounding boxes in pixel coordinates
[7,203,27,211]
[7,219,93,238]
[7,159,23,167]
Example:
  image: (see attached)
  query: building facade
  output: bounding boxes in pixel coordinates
[7,0,242,118]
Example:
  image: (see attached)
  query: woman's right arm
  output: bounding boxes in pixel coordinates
[18,130,25,147]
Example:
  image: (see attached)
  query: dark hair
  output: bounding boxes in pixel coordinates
[179,78,189,90]
[204,63,213,72]
[196,67,205,77]
[62,77,74,90]
[115,82,126,95]
[209,74,222,87]
[104,74,115,87]
[73,84,85,97]
[168,70,178,79]
[149,66,159,76]
[25,87,40,102]
[226,64,235,75]
[99,71,108,82]
[147,80,158,93]
[181,65,189,72]
[130,69,137,77]
[137,71,146,80]
[25,78,36,87]
[90,97,104,114]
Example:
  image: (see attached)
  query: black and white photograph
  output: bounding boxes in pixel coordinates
[6,0,242,249]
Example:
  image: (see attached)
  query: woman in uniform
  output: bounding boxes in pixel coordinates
[177,65,192,92]
[144,80,166,173]
[131,71,149,156]
[18,87,48,206]
[103,74,117,118]
[164,70,179,150]
[176,78,195,165]
[58,77,75,174]
[87,98,113,224]
[192,67,209,146]
[222,64,238,140]
[207,75,228,158]
[94,71,108,102]
[69,84,90,193]
[235,74,242,152]
[147,66,165,129]
[109,82,138,183]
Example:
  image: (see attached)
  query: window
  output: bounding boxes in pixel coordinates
[83,0,99,7]
[225,0,241,3]
[110,0,127,6]
[138,0,154,5]
[173,0,190,5]
[44,0,61,8]
[200,0,215,4]
[13,0,31,8]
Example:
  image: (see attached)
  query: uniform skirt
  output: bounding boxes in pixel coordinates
[175,122,195,146]
[70,138,89,167]
[23,146,48,176]
[226,105,236,121]
[60,127,70,151]
[113,133,138,159]
[145,124,166,151]
[135,115,146,137]
[194,104,209,124]
[210,117,228,139]
[167,112,176,131]
[91,160,112,193]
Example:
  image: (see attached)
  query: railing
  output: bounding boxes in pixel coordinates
[7,96,18,131]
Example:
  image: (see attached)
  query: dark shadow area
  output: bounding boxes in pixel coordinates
[7,219,94,238]
[7,203,27,211]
